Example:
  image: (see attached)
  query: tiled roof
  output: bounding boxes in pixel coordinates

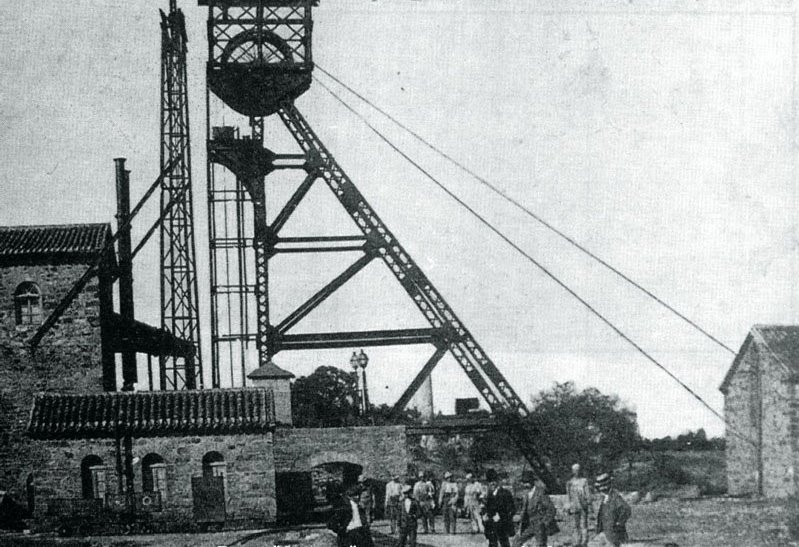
[0,223,111,264]
[27,389,275,439]
[720,325,799,393]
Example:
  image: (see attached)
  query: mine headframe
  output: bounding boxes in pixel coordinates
[199,0,557,489]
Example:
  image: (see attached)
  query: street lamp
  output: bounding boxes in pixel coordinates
[350,350,369,415]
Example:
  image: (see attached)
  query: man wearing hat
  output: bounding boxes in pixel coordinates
[439,471,460,534]
[481,469,515,547]
[398,484,420,547]
[464,472,486,534]
[413,471,435,533]
[385,473,403,534]
[566,463,592,547]
[515,472,557,547]
[594,473,630,547]
[358,474,375,525]
[327,485,375,547]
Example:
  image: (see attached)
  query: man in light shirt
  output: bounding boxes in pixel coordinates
[464,472,485,533]
[566,463,592,547]
[438,471,460,534]
[384,473,403,534]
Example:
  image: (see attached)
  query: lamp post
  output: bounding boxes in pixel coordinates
[350,349,370,415]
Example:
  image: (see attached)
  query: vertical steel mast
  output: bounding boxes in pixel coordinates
[159,0,203,390]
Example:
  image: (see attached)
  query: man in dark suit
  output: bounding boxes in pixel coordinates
[481,469,515,547]
[595,473,631,547]
[515,472,557,547]
[397,484,420,547]
[327,485,375,547]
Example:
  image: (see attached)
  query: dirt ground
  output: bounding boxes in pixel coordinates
[0,496,796,547]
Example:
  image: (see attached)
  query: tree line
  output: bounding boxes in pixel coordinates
[290,367,723,479]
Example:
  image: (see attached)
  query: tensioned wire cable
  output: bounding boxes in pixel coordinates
[311,75,755,447]
[315,65,736,357]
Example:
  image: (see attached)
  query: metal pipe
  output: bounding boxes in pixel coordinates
[115,158,137,392]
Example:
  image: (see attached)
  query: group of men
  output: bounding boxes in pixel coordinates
[329,464,631,547]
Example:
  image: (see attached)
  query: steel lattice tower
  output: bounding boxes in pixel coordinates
[159,0,203,390]
[200,0,554,487]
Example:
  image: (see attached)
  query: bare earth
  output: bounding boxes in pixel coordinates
[0,497,796,547]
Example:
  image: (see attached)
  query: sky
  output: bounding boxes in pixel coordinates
[1,0,798,438]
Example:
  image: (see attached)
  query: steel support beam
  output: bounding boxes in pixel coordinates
[392,344,447,415]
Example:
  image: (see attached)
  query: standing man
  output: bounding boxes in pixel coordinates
[515,473,557,547]
[397,484,419,547]
[439,471,460,534]
[358,474,375,524]
[327,485,375,547]
[481,469,515,547]
[566,463,592,547]
[385,473,403,535]
[464,472,485,534]
[413,471,434,533]
[595,473,631,547]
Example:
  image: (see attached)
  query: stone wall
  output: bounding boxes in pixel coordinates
[0,263,105,502]
[32,432,275,532]
[724,338,798,498]
[724,338,760,496]
[274,425,408,480]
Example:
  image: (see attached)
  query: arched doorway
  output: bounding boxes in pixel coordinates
[192,451,227,526]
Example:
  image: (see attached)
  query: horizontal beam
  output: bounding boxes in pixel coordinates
[279,328,441,350]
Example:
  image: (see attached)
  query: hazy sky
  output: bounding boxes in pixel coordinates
[2,0,798,438]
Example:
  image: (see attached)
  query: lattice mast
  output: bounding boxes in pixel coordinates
[200,0,554,487]
[159,0,203,390]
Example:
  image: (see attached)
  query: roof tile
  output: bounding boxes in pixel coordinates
[28,389,276,439]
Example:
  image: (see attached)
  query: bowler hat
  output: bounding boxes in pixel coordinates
[485,468,499,482]
[444,471,452,479]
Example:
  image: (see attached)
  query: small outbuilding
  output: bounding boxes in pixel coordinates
[721,324,799,497]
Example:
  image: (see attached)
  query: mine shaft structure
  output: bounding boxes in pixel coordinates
[200,0,554,487]
[159,0,203,390]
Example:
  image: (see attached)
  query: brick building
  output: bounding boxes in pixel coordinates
[720,325,799,498]
[0,223,409,532]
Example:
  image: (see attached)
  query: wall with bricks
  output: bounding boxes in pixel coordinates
[274,425,408,480]
[724,336,799,498]
[31,432,275,532]
[0,263,107,504]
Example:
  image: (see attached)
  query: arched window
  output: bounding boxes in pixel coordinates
[80,455,106,501]
[142,453,168,502]
[14,282,42,325]
[202,451,226,479]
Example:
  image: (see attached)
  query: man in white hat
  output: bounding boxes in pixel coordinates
[384,473,403,534]
[566,463,591,547]
[438,471,459,534]
[594,473,630,547]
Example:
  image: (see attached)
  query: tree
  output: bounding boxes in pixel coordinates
[291,366,425,428]
[526,382,640,481]
[291,366,359,427]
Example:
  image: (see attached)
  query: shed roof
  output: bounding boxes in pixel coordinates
[0,223,112,265]
[247,359,295,380]
[719,325,799,394]
[27,388,275,439]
